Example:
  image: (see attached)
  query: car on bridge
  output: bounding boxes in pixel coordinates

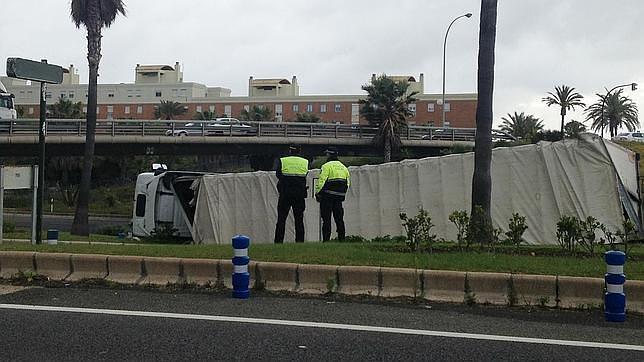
[166,118,253,136]
[612,132,644,143]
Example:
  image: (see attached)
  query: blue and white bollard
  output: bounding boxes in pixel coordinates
[232,235,250,299]
[604,250,626,322]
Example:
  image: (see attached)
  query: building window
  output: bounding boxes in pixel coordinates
[427,103,435,112]
[155,91,162,97]
[408,103,416,116]
[124,106,130,114]
[106,106,114,113]
[320,104,327,113]
[196,106,202,113]
[292,104,299,112]
[137,106,143,114]
[60,93,65,98]
[68,93,74,99]
[306,104,313,113]
[45,92,52,99]
[444,121,451,127]
[28,107,34,115]
[209,105,215,113]
[82,106,87,113]
[244,105,250,112]
[96,107,100,114]
[335,104,341,113]
[224,105,231,117]
[444,102,451,112]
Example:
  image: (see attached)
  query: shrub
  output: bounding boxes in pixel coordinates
[617,219,637,254]
[341,235,368,243]
[505,213,528,249]
[556,216,581,254]
[448,210,469,250]
[467,205,494,247]
[578,216,602,255]
[400,208,436,252]
[148,223,180,244]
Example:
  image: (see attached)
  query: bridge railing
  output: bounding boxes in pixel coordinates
[0,119,509,142]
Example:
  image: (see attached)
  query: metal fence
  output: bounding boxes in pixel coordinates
[0,119,513,142]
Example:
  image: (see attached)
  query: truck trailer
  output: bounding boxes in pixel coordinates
[133,134,642,245]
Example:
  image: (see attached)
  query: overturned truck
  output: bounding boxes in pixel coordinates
[132,134,642,244]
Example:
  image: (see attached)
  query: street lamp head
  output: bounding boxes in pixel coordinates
[465,13,473,18]
[632,83,638,91]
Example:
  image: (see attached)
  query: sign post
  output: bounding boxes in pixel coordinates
[0,165,37,244]
[6,57,63,244]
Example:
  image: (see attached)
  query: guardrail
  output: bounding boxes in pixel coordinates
[0,119,515,142]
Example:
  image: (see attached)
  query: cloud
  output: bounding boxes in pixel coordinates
[1,0,641,131]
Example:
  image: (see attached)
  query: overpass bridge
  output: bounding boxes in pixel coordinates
[0,119,510,157]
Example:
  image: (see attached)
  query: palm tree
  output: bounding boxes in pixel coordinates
[359,74,417,162]
[194,110,216,121]
[542,85,586,135]
[240,105,273,122]
[155,100,186,120]
[499,112,544,141]
[563,120,586,138]
[48,96,84,119]
[585,89,639,138]
[470,0,497,244]
[70,0,126,236]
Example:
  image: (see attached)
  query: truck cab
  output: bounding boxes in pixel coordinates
[0,80,17,120]
[132,169,205,239]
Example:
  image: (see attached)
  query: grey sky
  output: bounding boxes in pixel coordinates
[0,0,642,130]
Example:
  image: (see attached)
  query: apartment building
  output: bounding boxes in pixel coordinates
[1,62,477,128]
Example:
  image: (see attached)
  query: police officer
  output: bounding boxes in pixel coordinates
[274,145,309,243]
[315,146,350,241]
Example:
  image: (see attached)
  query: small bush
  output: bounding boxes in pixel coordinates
[617,219,637,254]
[505,213,528,249]
[467,205,494,247]
[449,210,469,250]
[556,215,581,254]
[400,208,436,252]
[578,216,602,255]
[147,223,179,244]
[340,235,368,243]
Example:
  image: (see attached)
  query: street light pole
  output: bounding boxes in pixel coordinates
[442,12,472,127]
[600,82,638,138]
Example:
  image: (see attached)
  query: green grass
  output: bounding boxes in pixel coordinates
[3,230,121,243]
[0,241,641,279]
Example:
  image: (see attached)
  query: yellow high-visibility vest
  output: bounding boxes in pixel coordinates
[280,156,309,177]
[315,160,350,194]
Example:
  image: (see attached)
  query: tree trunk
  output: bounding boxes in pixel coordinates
[470,0,497,244]
[71,4,102,236]
[384,137,392,163]
[559,112,565,136]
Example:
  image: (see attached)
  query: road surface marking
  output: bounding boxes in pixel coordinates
[0,303,642,351]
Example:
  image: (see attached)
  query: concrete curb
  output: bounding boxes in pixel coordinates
[0,251,36,279]
[0,251,643,313]
[67,254,108,281]
[35,253,72,281]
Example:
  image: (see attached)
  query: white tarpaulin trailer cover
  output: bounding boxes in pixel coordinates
[191,134,640,245]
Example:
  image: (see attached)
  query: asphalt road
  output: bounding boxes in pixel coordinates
[2,212,130,233]
[0,286,642,361]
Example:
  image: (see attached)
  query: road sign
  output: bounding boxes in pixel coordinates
[1,166,33,190]
[6,57,63,84]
